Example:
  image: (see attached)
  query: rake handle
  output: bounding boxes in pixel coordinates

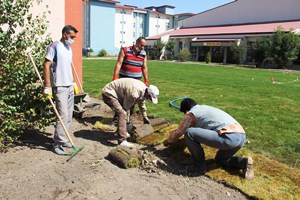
[29,53,74,145]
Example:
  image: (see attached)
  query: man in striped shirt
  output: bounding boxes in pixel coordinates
[163,98,254,179]
[112,37,150,125]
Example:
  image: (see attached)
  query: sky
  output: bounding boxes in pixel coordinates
[117,0,235,14]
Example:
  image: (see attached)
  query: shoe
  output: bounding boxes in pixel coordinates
[62,142,72,148]
[53,145,69,155]
[243,156,254,179]
[119,140,135,148]
[114,132,130,138]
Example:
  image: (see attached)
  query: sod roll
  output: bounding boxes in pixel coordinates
[108,147,141,168]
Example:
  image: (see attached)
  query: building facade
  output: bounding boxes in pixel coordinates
[31,0,83,84]
[82,1,192,55]
[158,0,300,64]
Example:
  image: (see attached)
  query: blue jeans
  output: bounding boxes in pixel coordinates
[184,128,246,169]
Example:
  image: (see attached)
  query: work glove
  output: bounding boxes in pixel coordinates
[144,79,149,87]
[43,87,52,100]
[163,139,170,147]
[73,82,79,95]
[143,117,150,124]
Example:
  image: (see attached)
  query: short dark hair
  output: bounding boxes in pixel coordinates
[136,37,146,43]
[180,98,197,113]
[62,25,78,34]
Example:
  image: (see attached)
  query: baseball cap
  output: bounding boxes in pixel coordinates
[147,85,159,104]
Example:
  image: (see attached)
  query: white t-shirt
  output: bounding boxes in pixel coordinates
[45,41,73,86]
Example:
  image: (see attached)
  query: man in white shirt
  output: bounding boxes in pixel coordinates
[43,25,78,155]
[102,78,159,148]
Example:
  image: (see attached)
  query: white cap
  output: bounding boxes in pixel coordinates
[147,85,159,104]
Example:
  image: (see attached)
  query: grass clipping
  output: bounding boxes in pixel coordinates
[138,123,300,200]
[93,121,116,132]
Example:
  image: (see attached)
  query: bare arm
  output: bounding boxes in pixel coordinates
[43,59,52,87]
[112,48,125,80]
[142,56,149,85]
[164,113,196,145]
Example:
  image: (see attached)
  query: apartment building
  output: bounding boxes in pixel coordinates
[82,1,193,55]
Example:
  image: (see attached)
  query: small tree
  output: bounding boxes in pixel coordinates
[269,27,300,68]
[0,0,54,148]
[98,49,108,57]
[251,36,270,68]
[153,40,165,60]
[178,48,191,62]
[205,52,211,63]
[165,39,176,60]
[231,43,245,65]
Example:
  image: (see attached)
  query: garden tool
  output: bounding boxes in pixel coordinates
[169,96,189,110]
[28,53,84,161]
[71,63,91,102]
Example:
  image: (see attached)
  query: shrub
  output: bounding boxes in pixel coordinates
[178,48,191,62]
[251,36,270,68]
[231,44,245,65]
[205,52,211,63]
[153,40,165,60]
[0,0,54,148]
[165,40,176,60]
[98,49,108,57]
[269,27,300,68]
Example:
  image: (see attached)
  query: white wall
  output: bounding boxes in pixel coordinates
[31,0,65,41]
[115,8,134,49]
[181,0,300,28]
[148,13,173,37]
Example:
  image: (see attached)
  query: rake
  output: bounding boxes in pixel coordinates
[28,53,84,161]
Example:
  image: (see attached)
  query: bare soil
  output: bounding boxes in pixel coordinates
[0,97,251,200]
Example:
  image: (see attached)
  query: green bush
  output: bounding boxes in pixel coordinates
[0,0,54,148]
[251,36,270,68]
[205,52,211,63]
[269,27,300,68]
[231,44,245,65]
[165,39,175,60]
[98,49,108,57]
[153,40,165,60]
[178,48,191,62]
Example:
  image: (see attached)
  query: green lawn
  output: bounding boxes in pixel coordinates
[82,59,300,169]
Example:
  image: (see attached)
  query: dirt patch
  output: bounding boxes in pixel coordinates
[0,97,251,200]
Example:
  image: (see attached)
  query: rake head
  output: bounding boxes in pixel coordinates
[66,145,84,162]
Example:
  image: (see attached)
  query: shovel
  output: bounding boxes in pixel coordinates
[28,53,84,161]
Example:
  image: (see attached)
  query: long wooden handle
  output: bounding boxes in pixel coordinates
[29,54,74,145]
[71,63,84,93]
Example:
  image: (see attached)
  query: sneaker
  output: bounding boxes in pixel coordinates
[119,140,135,149]
[243,156,254,179]
[114,132,130,138]
[62,142,72,148]
[53,145,69,155]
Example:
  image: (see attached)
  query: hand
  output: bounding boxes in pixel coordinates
[144,79,149,87]
[163,139,170,147]
[43,87,52,100]
[112,73,118,81]
[143,117,150,124]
